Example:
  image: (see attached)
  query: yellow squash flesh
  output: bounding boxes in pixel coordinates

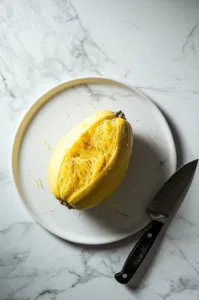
[48,110,133,210]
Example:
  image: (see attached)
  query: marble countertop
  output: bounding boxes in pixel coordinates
[1,0,199,299]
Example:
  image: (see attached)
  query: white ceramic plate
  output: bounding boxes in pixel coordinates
[12,77,176,245]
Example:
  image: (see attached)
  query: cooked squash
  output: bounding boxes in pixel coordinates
[48,110,133,210]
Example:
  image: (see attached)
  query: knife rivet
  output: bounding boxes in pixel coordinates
[147,233,152,238]
[122,273,128,279]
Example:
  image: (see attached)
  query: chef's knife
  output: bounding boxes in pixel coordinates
[115,159,198,284]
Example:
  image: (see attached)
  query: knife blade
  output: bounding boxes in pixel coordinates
[114,159,198,284]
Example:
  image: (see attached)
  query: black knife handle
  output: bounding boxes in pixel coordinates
[114,220,164,284]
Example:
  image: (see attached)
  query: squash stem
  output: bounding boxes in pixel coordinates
[115,111,126,119]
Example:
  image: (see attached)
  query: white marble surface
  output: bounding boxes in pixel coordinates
[0,0,199,299]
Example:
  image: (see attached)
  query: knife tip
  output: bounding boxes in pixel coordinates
[192,158,198,165]
[188,159,198,171]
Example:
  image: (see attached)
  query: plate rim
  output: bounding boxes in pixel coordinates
[11,76,177,245]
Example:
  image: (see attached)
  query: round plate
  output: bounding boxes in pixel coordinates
[12,77,176,245]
